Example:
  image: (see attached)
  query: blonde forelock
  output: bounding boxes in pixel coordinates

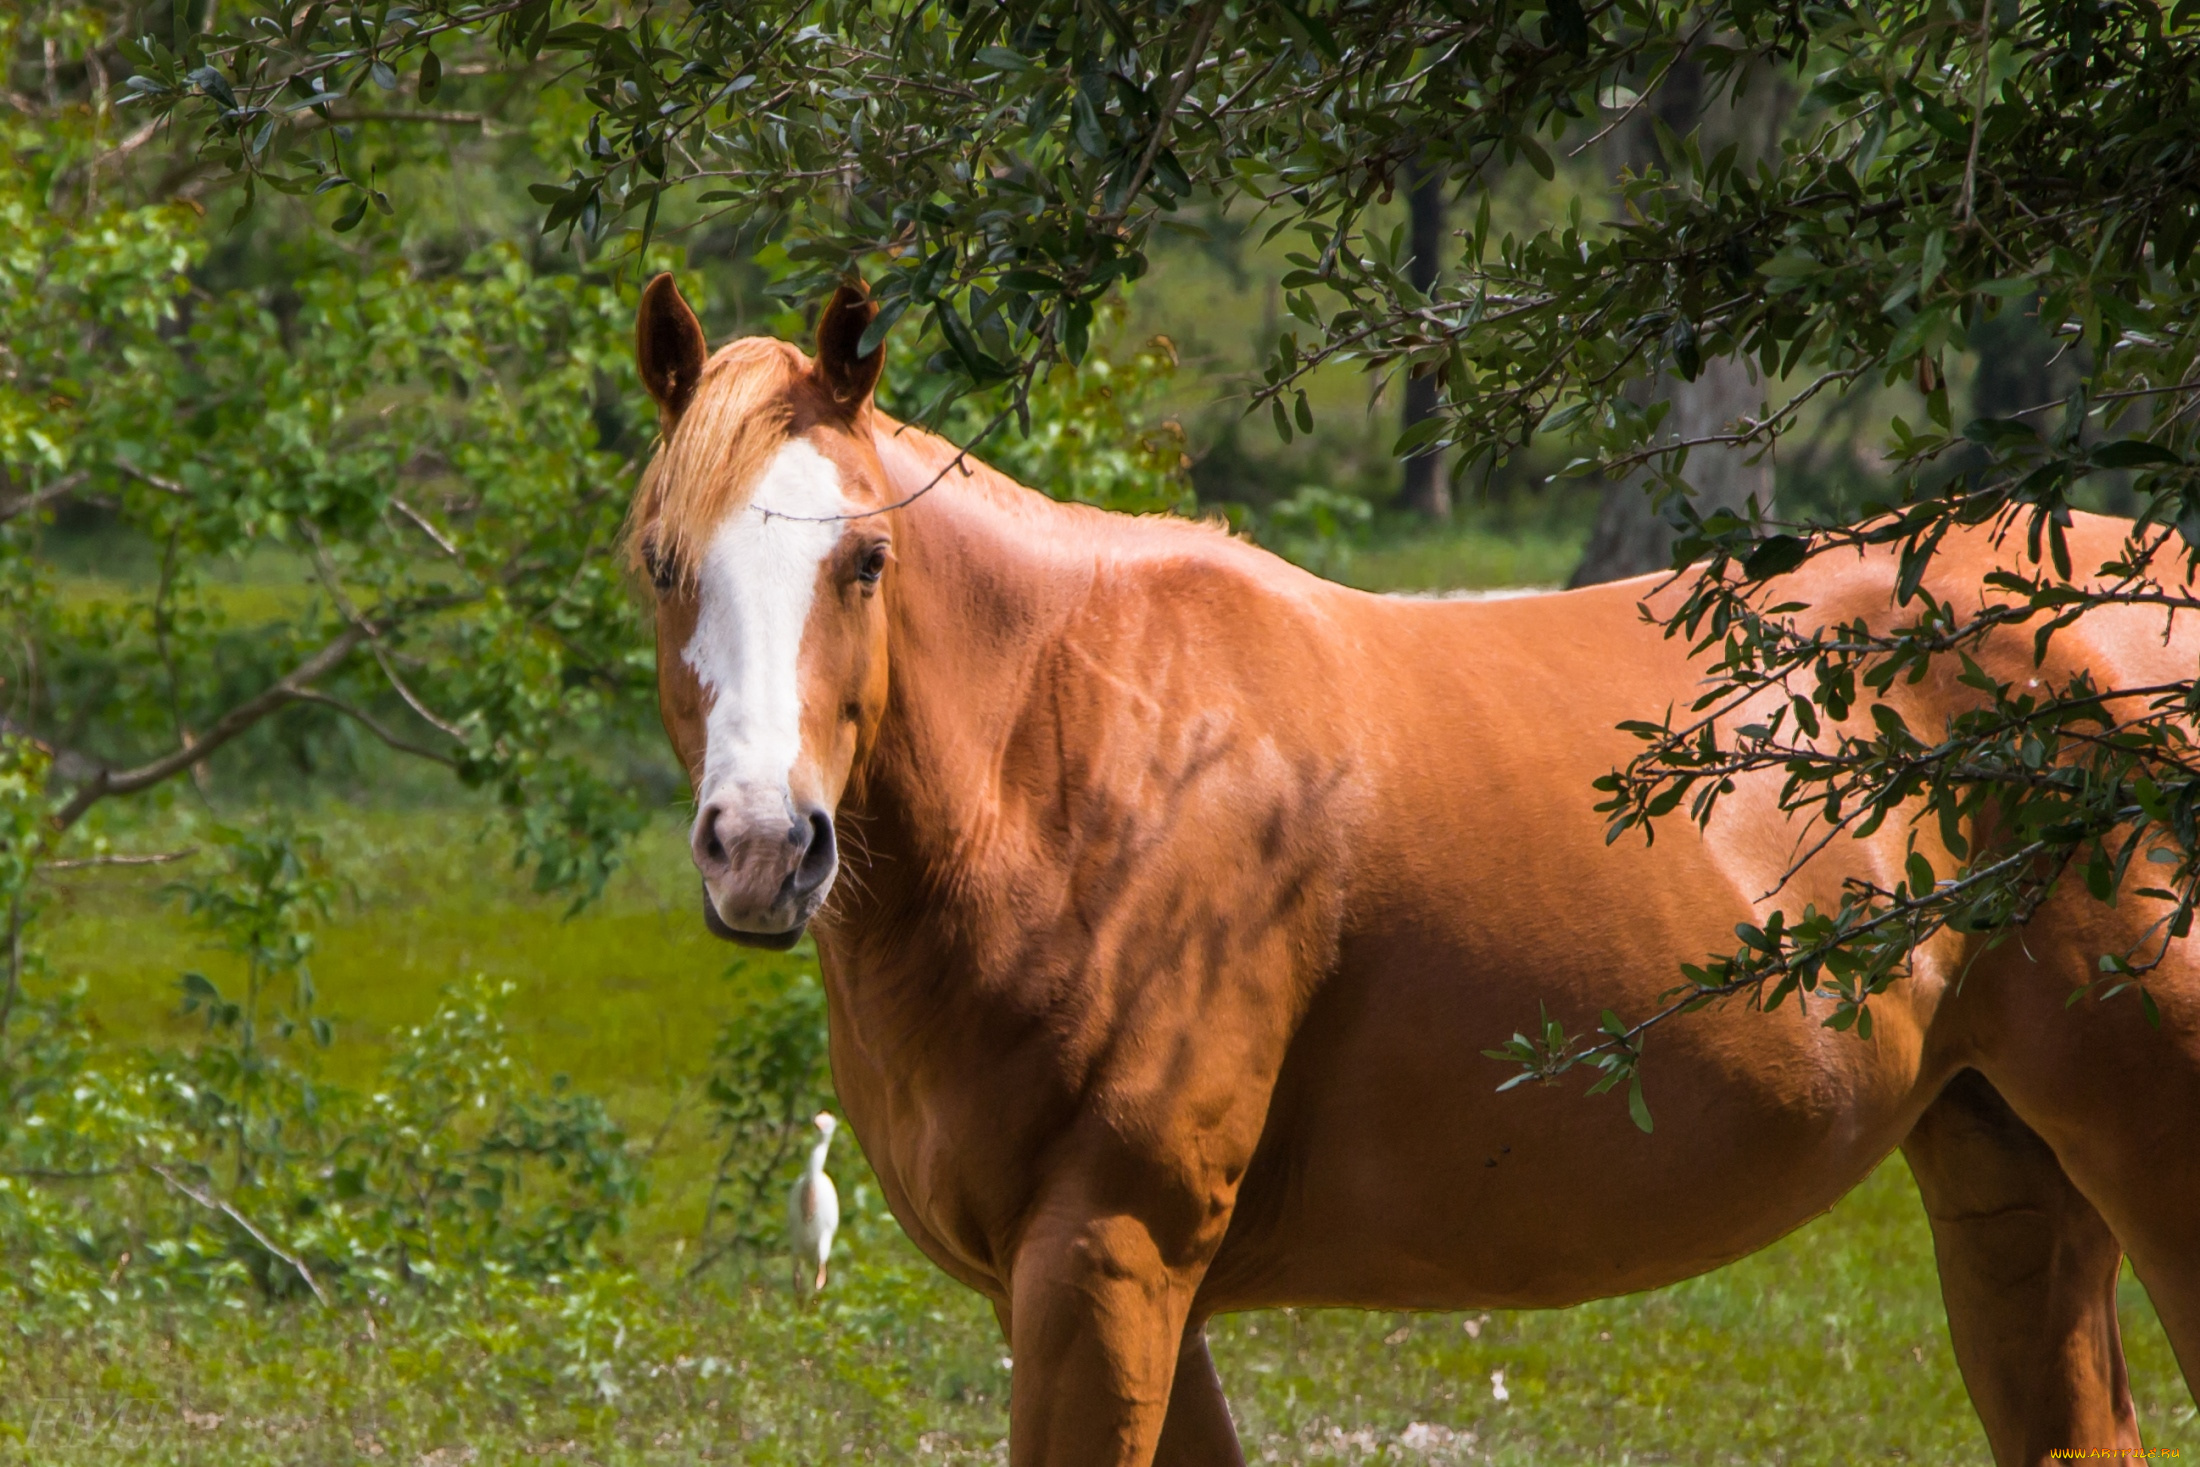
[625,337,807,586]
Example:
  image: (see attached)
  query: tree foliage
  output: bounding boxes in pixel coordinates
[8,52,662,894]
[112,0,2200,1103]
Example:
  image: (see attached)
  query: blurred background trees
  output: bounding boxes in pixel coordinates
[1569,45,1793,585]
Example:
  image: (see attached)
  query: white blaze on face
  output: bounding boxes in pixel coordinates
[683,439,847,817]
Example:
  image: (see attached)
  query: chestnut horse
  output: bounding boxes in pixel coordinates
[627,276,2199,1466]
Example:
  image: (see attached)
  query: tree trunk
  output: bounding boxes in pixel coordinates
[1569,354,1768,584]
[1569,59,1790,587]
[1398,163,1450,519]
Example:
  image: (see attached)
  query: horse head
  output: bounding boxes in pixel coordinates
[627,275,894,948]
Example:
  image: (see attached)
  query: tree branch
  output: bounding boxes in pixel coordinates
[52,626,370,831]
[0,470,88,524]
[1101,0,1227,230]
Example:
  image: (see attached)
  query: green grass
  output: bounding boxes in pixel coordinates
[1338,519,1586,593]
[10,804,2195,1464]
[1317,496,1597,595]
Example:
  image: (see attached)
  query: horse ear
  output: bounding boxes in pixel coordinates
[815,281,885,411]
[637,273,708,426]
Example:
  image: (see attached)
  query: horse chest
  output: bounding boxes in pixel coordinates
[819,958,1085,1293]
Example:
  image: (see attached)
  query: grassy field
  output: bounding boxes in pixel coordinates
[8,802,2191,1464]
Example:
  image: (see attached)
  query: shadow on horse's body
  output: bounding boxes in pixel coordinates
[628,278,2200,1466]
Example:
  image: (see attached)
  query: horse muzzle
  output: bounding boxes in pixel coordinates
[691,797,837,944]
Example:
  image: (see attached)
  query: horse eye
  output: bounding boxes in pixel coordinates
[857,544,888,586]
[643,540,676,594]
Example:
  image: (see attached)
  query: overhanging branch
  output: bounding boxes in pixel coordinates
[52,626,370,831]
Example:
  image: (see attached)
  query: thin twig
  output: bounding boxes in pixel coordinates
[110,457,190,498]
[299,525,471,741]
[329,108,487,126]
[389,497,460,558]
[1567,14,1716,159]
[46,848,199,870]
[1956,16,1991,226]
[0,471,88,525]
[149,1164,331,1308]
[1550,837,2057,1077]
[289,689,457,764]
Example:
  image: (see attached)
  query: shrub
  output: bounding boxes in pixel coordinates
[0,821,643,1315]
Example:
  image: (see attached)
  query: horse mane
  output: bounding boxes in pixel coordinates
[628,333,1242,590]
[625,337,806,584]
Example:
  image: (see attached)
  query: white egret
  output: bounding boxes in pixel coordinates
[788,1111,840,1297]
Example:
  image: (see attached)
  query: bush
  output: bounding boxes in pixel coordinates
[0,818,643,1315]
[691,965,837,1276]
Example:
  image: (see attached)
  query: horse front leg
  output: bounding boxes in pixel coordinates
[1005,1177,1224,1466]
[1153,1328,1247,1467]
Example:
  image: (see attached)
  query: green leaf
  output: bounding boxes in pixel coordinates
[1070,87,1107,158]
[1743,535,1809,581]
[1393,413,1448,458]
[1961,417,2039,449]
[1546,0,1589,53]
[1627,1075,1654,1134]
[2092,439,2181,469]
[187,66,238,111]
[1274,2,1341,61]
[418,49,442,102]
[1151,148,1192,200]
[1758,249,1821,278]
[1918,228,1947,296]
[1917,96,1968,144]
[1906,850,1935,899]
[856,296,909,358]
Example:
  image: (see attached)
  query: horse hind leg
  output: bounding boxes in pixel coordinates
[1901,1068,2141,1465]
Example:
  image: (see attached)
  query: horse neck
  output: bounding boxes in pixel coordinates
[832,423,1097,942]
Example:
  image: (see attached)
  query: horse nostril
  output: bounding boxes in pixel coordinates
[694,804,731,869]
[792,809,836,897]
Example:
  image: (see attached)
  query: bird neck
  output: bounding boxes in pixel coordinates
[805,1132,833,1175]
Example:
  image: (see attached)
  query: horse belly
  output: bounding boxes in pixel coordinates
[1200,925,1941,1314]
